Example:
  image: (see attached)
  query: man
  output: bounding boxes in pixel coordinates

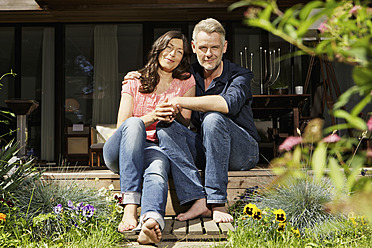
[124,18,260,223]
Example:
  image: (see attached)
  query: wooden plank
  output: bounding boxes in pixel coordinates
[227,176,274,188]
[162,217,176,240]
[218,222,234,235]
[172,220,187,239]
[227,169,274,177]
[202,218,220,235]
[188,218,204,235]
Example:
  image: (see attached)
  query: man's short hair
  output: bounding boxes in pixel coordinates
[192,18,226,44]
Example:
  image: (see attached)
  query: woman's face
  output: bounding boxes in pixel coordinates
[158,38,184,73]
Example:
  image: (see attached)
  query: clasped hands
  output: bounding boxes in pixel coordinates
[155,99,182,123]
[123,71,181,123]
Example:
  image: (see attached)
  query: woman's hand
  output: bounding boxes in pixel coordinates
[155,99,179,123]
[122,71,141,85]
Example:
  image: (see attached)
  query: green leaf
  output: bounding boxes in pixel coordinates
[284,24,298,39]
[228,0,270,12]
[350,93,372,117]
[311,142,327,181]
[299,1,324,21]
[333,86,359,110]
[327,157,345,193]
[333,109,367,130]
[259,4,273,21]
[352,66,372,90]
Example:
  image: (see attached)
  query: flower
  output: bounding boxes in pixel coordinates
[113,193,123,204]
[361,216,368,225]
[76,202,84,212]
[252,208,262,220]
[349,5,361,15]
[115,204,124,213]
[317,22,329,34]
[274,209,286,222]
[367,117,372,131]
[367,149,372,157]
[53,204,63,214]
[277,222,286,232]
[108,184,115,191]
[0,213,6,222]
[291,227,300,237]
[361,169,367,176]
[68,200,75,209]
[278,136,302,151]
[243,203,257,217]
[82,204,95,218]
[323,133,341,143]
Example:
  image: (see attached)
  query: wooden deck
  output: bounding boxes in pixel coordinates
[41,166,275,215]
[124,217,234,241]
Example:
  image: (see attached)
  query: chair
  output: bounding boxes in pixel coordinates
[90,124,117,167]
[65,124,91,165]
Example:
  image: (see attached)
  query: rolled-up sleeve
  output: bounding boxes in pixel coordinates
[220,71,253,116]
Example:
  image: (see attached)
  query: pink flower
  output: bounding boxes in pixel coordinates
[367,117,372,131]
[323,134,341,143]
[279,136,302,151]
[349,5,362,15]
[367,149,372,157]
[317,22,328,34]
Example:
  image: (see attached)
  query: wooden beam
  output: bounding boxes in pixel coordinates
[0,0,41,10]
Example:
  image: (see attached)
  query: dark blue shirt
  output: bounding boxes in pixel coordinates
[190,59,260,143]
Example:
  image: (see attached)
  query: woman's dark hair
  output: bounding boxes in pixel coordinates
[138,30,191,93]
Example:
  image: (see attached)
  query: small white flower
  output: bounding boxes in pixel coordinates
[95,177,99,181]
[108,184,114,190]
[116,205,124,213]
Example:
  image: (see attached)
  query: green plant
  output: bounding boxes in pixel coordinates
[270,80,288,89]
[0,140,40,208]
[0,70,16,138]
[11,174,115,241]
[229,0,372,221]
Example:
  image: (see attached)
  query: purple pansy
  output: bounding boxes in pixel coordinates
[82,204,95,218]
[53,204,63,214]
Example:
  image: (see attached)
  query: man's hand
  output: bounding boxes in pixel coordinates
[155,99,179,123]
[122,71,141,85]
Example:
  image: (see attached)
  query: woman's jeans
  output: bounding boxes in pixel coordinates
[103,117,169,230]
[156,112,259,205]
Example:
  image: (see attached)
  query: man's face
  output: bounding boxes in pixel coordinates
[192,31,227,71]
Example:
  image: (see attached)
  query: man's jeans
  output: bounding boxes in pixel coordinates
[157,112,259,204]
[103,117,168,230]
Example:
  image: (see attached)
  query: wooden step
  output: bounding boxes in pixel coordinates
[124,217,234,241]
[41,166,276,215]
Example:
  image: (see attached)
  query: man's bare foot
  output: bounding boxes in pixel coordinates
[137,218,162,244]
[212,203,233,223]
[118,204,138,232]
[177,198,212,221]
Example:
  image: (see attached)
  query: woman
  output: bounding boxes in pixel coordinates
[103,30,195,244]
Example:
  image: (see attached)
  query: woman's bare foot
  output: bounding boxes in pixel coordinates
[177,198,212,221]
[118,204,138,232]
[137,218,162,244]
[212,204,233,223]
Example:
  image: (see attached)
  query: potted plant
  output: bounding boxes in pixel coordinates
[269,81,289,95]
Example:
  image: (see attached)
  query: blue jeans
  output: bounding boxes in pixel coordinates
[157,112,259,204]
[103,117,169,229]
